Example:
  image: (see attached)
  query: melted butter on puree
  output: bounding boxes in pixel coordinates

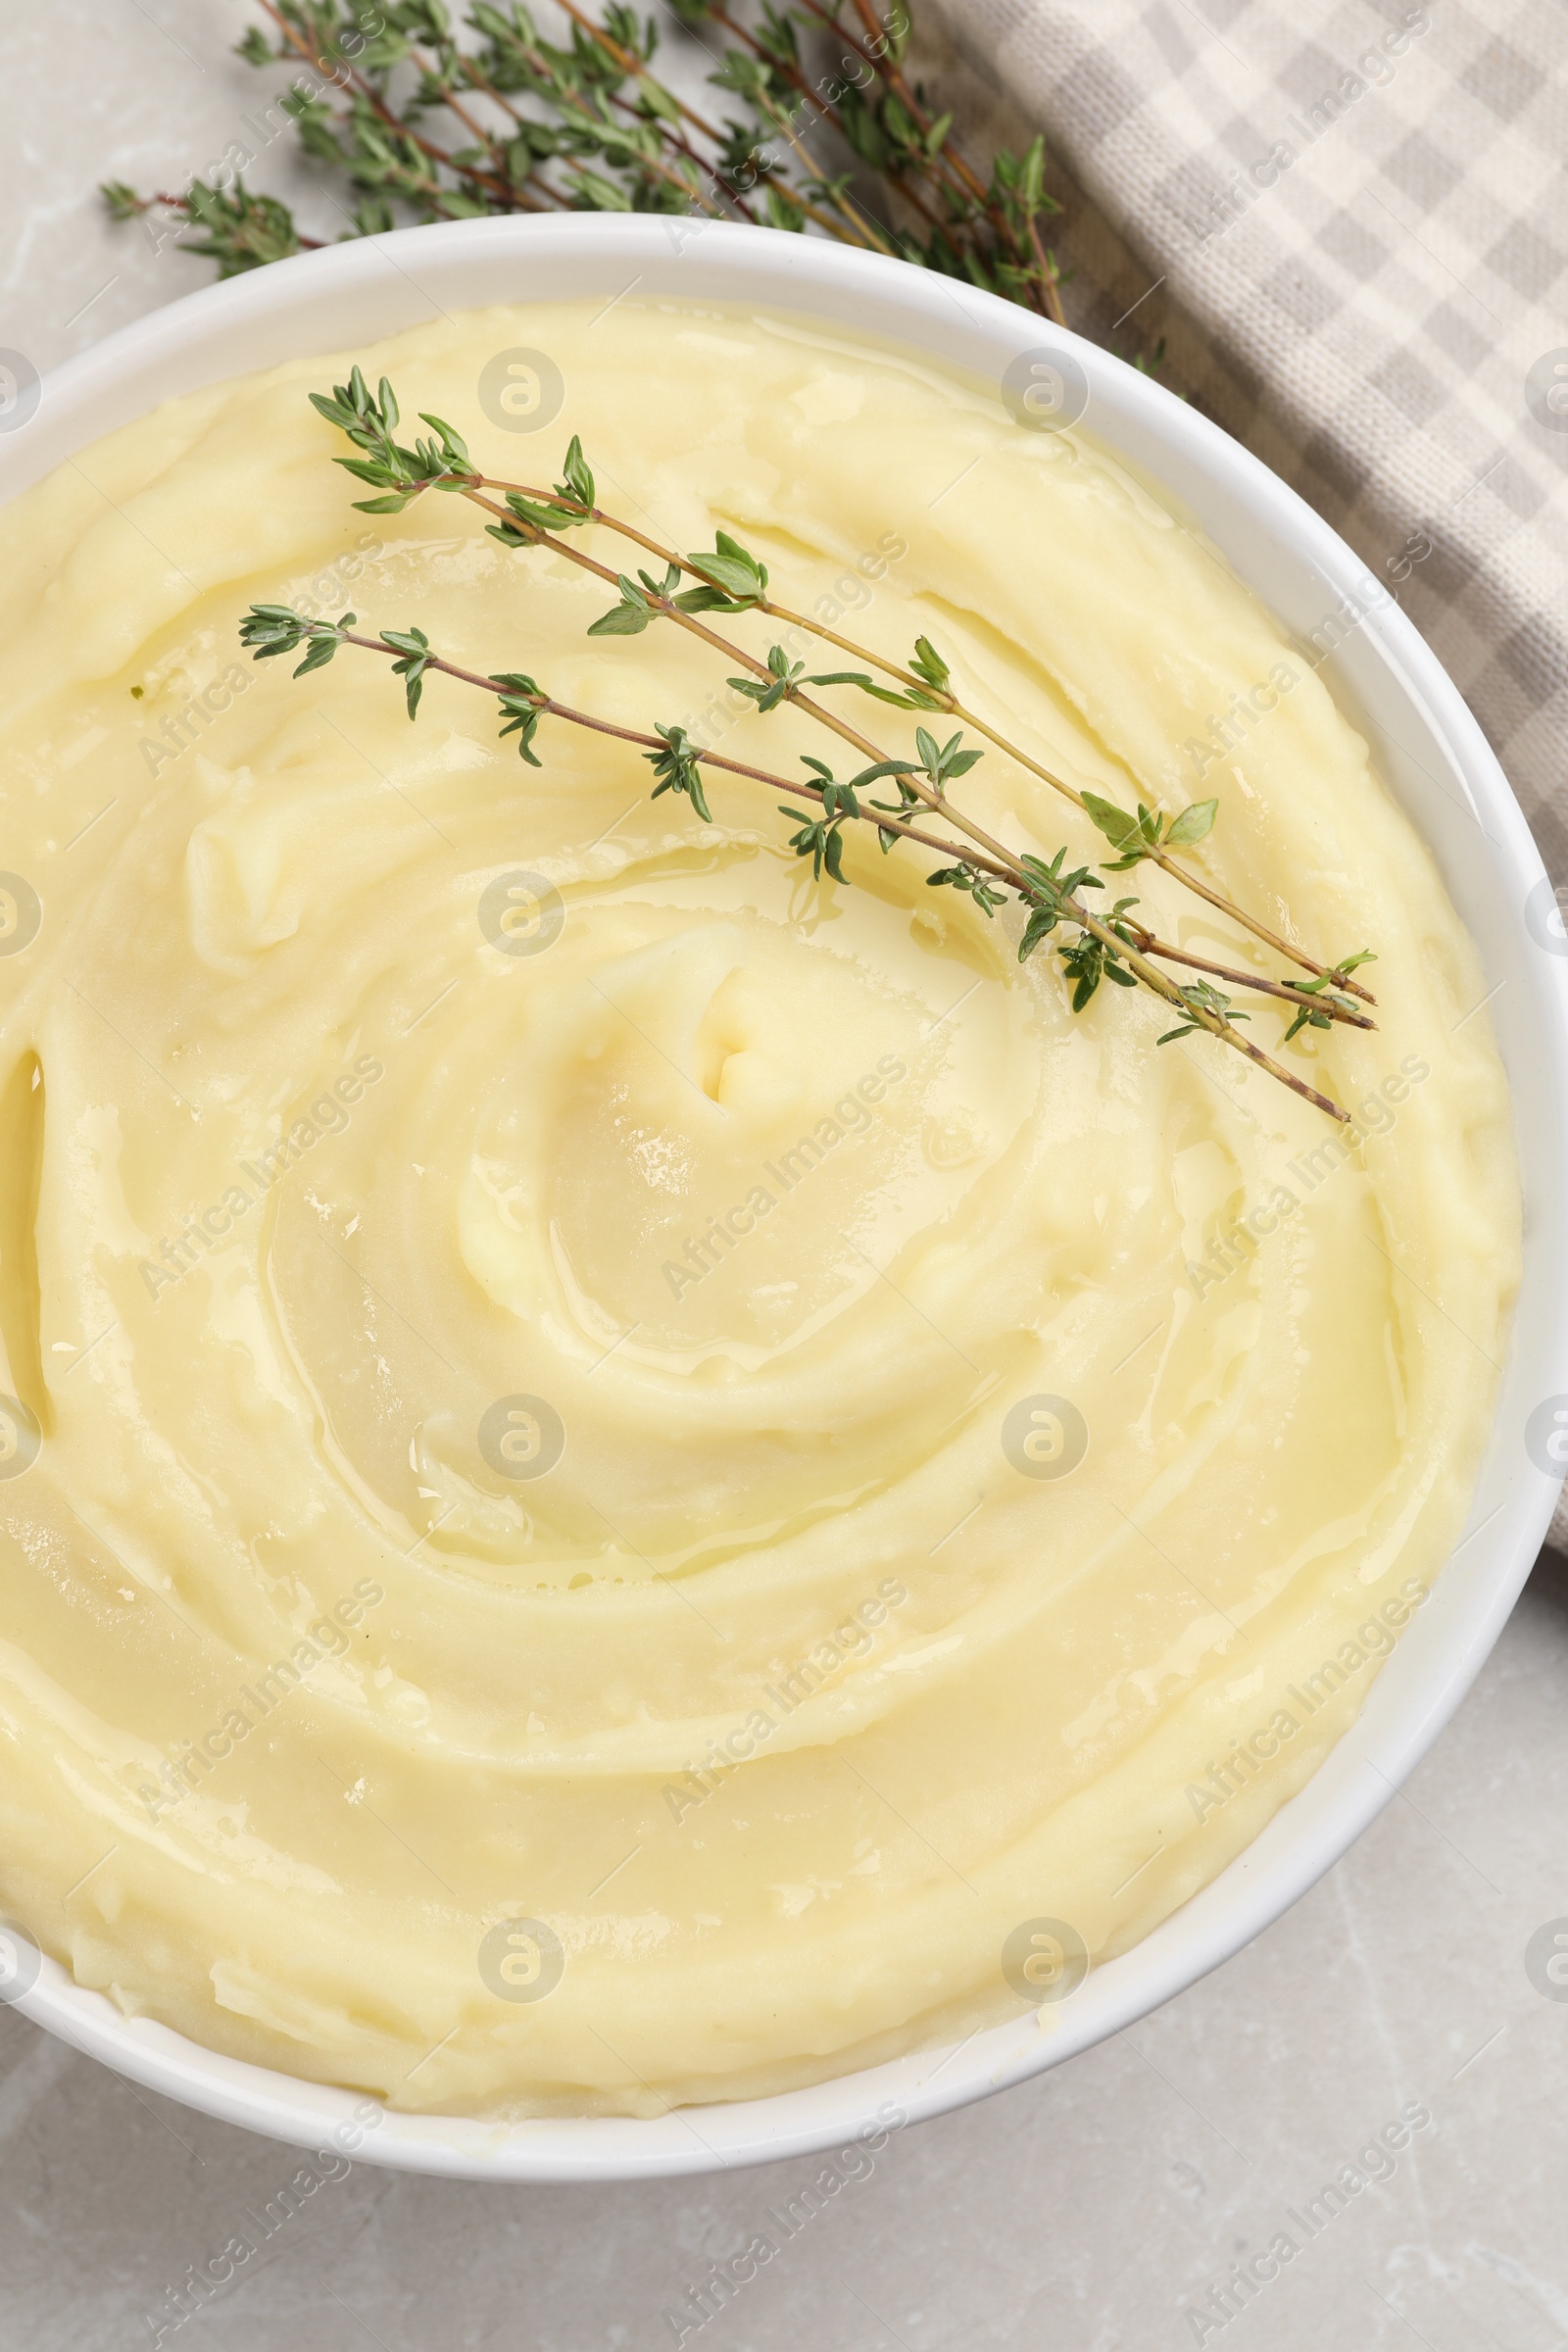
[0,301,1517,2115]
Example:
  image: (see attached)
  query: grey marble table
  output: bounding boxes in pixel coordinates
[3,8,1566,2347]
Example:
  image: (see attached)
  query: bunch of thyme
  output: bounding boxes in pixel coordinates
[101,0,1068,320]
[239,369,1374,1120]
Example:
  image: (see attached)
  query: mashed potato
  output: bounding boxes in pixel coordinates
[0,301,1517,2114]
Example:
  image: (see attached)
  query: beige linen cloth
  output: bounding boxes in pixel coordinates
[916,0,1568,1549]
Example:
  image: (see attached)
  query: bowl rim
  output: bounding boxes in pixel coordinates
[4,212,1566,2181]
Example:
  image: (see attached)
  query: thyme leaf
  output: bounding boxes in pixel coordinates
[491,670,547,764]
[1081,791,1219,870]
[728,645,804,712]
[587,565,683,636]
[683,531,768,608]
[1157,980,1250,1046]
[647,723,712,820]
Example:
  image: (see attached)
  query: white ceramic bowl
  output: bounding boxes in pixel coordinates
[4,216,1566,2180]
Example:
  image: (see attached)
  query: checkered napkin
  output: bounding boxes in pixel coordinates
[917,0,1568,1548]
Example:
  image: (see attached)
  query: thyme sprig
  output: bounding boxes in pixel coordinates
[102,177,320,273]
[102,0,1070,321]
[237,599,1355,1121]
[305,367,1377,1028]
